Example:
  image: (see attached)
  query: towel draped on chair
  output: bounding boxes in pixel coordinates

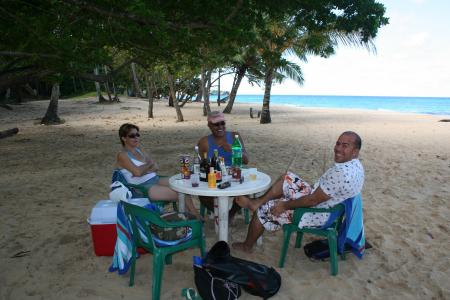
[337,194,365,258]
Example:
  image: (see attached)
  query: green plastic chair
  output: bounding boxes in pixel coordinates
[112,169,177,211]
[121,201,206,300]
[278,204,346,276]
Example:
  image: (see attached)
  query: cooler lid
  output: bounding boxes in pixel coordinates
[87,198,150,225]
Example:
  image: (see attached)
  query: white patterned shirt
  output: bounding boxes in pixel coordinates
[299,159,364,228]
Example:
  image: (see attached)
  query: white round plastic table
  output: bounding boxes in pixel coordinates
[169,171,271,242]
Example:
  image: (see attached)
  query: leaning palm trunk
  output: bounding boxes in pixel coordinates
[167,72,184,122]
[223,64,247,114]
[260,67,274,124]
[41,83,62,125]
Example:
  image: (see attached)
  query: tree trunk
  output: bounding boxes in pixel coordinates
[79,78,85,91]
[94,67,106,102]
[41,83,62,125]
[200,68,209,115]
[72,76,77,93]
[167,72,184,122]
[146,75,154,118]
[131,62,143,98]
[103,66,113,101]
[223,65,247,114]
[195,85,203,102]
[217,68,221,106]
[260,66,274,124]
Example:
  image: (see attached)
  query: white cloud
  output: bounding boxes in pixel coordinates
[405,32,429,47]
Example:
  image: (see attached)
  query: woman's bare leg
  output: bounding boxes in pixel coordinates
[148,179,202,219]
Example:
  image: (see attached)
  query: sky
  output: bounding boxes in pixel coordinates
[223,0,450,97]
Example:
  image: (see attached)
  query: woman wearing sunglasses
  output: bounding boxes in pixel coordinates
[116,123,201,218]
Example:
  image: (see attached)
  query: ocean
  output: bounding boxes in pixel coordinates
[234,95,450,116]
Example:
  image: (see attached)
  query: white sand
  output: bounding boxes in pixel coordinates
[0,97,449,299]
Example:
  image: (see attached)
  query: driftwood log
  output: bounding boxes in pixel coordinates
[0,127,19,139]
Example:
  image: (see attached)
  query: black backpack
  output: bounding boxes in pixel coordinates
[304,239,373,260]
[203,241,281,299]
[194,264,242,300]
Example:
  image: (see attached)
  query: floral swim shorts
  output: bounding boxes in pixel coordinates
[257,172,311,232]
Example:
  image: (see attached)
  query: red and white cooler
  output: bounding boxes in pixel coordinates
[87,198,149,256]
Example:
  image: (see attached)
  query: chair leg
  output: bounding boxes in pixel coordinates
[328,231,338,276]
[152,253,165,300]
[200,203,206,218]
[200,230,206,257]
[279,227,293,268]
[295,232,304,248]
[165,254,172,265]
[244,208,250,224]
[129,250,137,287]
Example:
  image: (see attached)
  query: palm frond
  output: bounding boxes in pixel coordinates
[276,60,304,85]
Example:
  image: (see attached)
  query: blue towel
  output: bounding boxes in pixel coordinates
[337,194,365,259]
[109,203,162,274]
[109,202,136,274]
[109,202,192,275]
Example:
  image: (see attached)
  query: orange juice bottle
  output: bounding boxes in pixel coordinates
[208,167,216,188]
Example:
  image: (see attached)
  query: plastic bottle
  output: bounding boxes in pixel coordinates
[213,149,222,183]
[231,134,243,167]
[208,167,216,188]
[192,146,200,174]
[219,157,227,177]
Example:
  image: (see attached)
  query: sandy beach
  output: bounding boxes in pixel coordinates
[0,97,449,300]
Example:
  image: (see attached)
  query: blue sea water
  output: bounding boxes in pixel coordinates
[235,95,450,116]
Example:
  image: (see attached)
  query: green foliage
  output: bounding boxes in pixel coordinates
[0,0,388,102]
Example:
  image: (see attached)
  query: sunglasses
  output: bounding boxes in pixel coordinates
[127,133,140,138]
[210,121,226,127]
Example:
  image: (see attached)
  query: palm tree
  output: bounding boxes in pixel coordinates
[258,19,377,123]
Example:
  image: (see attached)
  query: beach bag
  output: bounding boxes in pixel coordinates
[204,241,281,299]
[109,181,132,202]
[149,211,193,247]
[111,169,144,198]
[194,263,241,300]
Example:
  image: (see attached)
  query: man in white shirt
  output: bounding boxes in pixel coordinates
[233,131,365,253]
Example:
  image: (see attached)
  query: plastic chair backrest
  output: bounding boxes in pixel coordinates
[112,169,147,198]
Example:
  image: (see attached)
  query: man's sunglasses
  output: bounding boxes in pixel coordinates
[210,121,226,127]
[127,133,140,138]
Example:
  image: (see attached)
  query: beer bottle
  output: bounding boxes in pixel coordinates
[199,152,209,182]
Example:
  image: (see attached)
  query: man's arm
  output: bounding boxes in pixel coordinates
[271,186,331,216]
[197,136,208,158]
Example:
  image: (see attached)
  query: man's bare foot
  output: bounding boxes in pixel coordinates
[235,196,258,212]
[232,242,253,253]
